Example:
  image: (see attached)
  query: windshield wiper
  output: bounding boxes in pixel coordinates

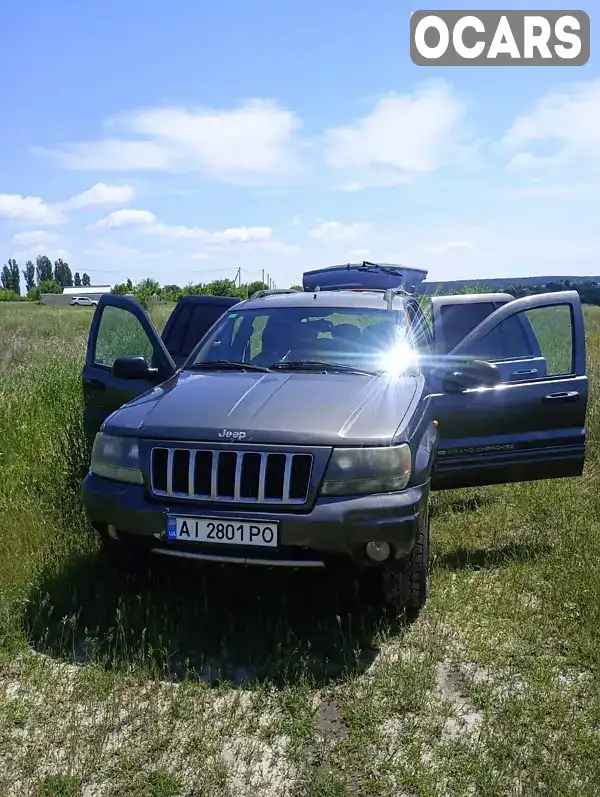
[269,360,377,376]
[188,360,271,372]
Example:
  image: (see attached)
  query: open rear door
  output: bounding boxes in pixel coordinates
[430,292,546,381]
[160,294,240,368]
[83,295,176,442]
[430,291,587,490]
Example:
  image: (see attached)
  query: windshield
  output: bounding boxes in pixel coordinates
[184,306,419,375]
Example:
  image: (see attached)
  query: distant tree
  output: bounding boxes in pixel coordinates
[38,279,62,295]
[112,278,135,295]
[53,258,73,287]
[162,284,182,302]
[35,255,53,283]
[137,277,160,294]
[74,272,82,287]
[1,265,11,291]
[132,277,161,309]
[289,284,303,291]
[206,278,238,297]
[246,280,269,297]
[23,260,35,292]
[1,259,20,294]
[82,273,91,287]
[0,288,20,301]
[9,259,20,294]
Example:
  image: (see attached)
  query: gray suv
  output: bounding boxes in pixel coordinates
[81,274,588,612]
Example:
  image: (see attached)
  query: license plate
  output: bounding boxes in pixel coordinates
[166,516,278,547]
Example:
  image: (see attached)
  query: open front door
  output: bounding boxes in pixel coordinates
[83,295,176,442]
[430,291,587,490]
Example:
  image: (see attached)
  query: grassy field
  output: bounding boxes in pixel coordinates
[1,301,600,797]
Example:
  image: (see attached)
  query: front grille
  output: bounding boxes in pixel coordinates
[150,447,313,505]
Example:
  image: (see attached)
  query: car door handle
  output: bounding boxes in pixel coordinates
[541,391,580,403]
[512,368,538,376]
[84,378,106,391]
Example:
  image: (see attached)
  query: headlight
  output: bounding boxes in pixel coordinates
[90,433,143,485]
[320,444,411,496]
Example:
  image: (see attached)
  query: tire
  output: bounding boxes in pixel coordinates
[382,505,430,614]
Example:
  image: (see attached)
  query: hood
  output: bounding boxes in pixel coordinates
[104,369,422,446]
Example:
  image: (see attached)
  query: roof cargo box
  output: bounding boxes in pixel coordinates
[302,262,428,293]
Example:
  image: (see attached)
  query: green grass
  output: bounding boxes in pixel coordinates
[1,300,600,795]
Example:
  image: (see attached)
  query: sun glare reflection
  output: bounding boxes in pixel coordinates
[377,338,418,377]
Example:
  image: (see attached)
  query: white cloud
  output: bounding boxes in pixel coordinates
[501,79,600,170]
[323,81,467,185]
[88,208,291,252]
[35,100,302,182]
[309,221,370,242]
[346,248,371,258]
[12,230,60,245]
[60,182,134,210]
[0,194,65,225]
[210,226,272,245]
[89,209,160,233]
[0,183,135,231]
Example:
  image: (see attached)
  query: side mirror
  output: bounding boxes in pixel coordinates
[442,359,501,394]
[112,355,158,380]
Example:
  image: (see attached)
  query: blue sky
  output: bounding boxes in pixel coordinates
[1,0,599,288]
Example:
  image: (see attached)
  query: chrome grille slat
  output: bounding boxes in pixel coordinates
[210,451,219,500]
[257,454,268,502]
[150,446,312,505]
[282,454,292,502]
[187,450,195,498]
[166,449,174,495]
[233,452,244,501]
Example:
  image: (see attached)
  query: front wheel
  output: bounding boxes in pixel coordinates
[382,506,430,614]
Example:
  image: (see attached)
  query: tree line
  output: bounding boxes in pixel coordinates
[0,253,301,305]
[3,252,600,306]
[111,277,303,309]
[0,255,91,300]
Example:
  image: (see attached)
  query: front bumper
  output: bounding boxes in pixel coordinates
[82,472,429,569]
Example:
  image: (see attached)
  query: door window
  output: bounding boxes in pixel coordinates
[440,302,496,351]
[94,306,154,368]
[163,303,233,360]
[407,301,433,352]
[470,304,574,379]
[524,305,573,375]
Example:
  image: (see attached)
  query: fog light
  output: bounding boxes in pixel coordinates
[365,541,391,562]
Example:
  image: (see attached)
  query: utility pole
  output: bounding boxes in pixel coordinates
[234,267,241,287]
[261,269,265,286]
